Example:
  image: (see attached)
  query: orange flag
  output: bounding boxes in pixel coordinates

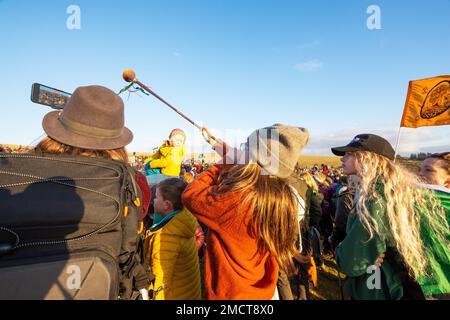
[400,75,450,128]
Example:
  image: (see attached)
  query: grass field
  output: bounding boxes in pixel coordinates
[298,156,342,169]
[310,256,347,300]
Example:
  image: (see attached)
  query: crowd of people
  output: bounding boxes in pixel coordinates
[38,89,70,109]
[129,153,148,171]
[0,84,449,300]
[129,153,210,181]
[0,145,32,154]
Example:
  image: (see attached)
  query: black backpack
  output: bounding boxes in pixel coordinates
[0,153,151,300]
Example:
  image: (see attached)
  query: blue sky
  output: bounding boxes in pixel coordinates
[0,0,449,156]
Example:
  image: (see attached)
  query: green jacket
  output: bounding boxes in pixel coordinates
[336,182,450,299]
[335,193,404,300]
[416,186,450,296]
[434,188,450,225]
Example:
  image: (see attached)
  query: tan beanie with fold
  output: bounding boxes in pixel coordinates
[247,124,309,179]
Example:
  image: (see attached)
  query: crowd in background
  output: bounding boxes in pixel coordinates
[0,145,32,154]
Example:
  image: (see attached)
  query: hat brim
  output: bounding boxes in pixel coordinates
[331,146,361,157]
[42,111,133,150]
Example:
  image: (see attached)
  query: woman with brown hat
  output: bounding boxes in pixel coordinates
[33,85,152,299]
[37,86,150,222]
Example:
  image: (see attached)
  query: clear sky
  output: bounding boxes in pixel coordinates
[1,0,449,156]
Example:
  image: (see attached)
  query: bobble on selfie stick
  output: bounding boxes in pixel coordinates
[118,69,148,96]
[120,70,217,148]
[120,69,204,130]
[123,69,137,83]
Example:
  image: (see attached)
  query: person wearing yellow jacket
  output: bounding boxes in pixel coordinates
[144,178,202,300]
[143,129,186,186]
[144,128,186,176]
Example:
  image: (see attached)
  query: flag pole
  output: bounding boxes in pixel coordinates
[393,126,402,161]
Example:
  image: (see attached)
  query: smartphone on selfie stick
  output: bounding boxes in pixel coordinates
[31,83,71,110]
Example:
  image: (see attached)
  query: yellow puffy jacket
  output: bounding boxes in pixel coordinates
[145,142,185,177]
[145,207,202,300]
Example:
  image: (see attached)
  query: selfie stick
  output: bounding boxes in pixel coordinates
[122,69,202,131]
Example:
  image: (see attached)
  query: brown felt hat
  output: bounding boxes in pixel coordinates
[42,85,133,150]
[247,124,310,179]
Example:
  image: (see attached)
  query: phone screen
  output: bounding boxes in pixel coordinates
[31,83,71,109]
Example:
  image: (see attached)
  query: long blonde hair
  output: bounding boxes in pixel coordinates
[216,164,300,273]
[353,151,448,278]
[34,136,128,163]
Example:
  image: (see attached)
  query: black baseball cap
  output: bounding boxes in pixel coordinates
[331,134,395,160]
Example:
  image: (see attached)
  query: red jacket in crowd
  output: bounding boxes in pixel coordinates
[136,171,151,218]
[182,165,278,300]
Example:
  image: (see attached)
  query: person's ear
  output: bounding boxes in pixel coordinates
[164,199,174,212]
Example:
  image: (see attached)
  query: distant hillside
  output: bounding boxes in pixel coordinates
[398,159,421,172]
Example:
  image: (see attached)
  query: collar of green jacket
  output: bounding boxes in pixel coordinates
[423,184,450,195]
[149,207,198,238]
[150,209,180,232]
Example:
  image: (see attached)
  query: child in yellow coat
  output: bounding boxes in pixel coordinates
[144,129,186,186]
[144,178,202,300]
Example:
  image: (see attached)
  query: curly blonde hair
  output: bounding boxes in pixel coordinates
[352,151,449,278]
